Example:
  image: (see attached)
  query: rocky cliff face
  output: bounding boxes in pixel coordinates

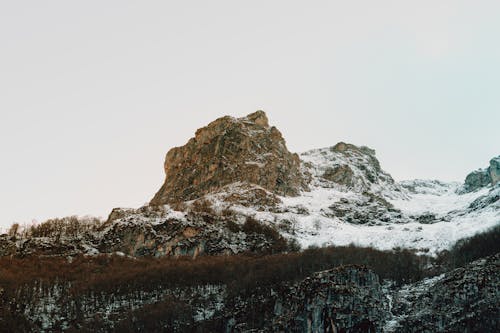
[490,156,500,185]
[225,265,386,332]
[386,253,500,333]
[463,156,500,192]
[150,111,306,205]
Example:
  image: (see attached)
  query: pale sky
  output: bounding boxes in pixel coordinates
[1,1,499,229]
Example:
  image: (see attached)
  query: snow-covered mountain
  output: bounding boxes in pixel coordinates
[205,142,499,256]
[1,111,498,258]
[1,111,498,333]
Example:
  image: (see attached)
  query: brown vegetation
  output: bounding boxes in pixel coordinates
[13,216,103,240]
[437,224,500,269]
[0,245,431,331]
[0,245,429,298]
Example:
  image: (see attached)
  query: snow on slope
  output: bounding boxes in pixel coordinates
[392,180,489,215]
[281,184,497,256]
[97,144,498,258]
[300,144,407,199]
[218,146,499,256]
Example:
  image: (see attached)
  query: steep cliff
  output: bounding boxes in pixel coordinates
[386,253,500,332]
[225,265,386,332]
[150,111,306,205]
[462,156,500,192]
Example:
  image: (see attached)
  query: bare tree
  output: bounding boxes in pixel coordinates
[8,223,20,239]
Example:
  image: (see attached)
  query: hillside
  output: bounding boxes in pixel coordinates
[0,111,498,332]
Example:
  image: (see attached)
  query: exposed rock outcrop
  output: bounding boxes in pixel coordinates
[387,253,500,333]
[462,156,500,192]
[463,169,492,193]
[489,156,500,185]
[98,206,284,257]
[301,143,399,195]
[225,265,385,332]
[150,111,306,205]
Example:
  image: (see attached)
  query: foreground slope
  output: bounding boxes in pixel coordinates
[1,250,497,332]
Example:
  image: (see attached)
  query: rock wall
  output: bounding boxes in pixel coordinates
[150,111,306,205]
[389,253,500,333]
[225,265,386,332]
[463,156,500,192]
[489,156,500,186]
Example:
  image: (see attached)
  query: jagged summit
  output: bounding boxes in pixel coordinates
[150,111,306,205]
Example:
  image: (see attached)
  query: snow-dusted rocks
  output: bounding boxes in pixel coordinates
[97,205,294,257]
[226,265,385,332]
[300,143,403,197]
[269,147,498,255]
[386,253,500,332]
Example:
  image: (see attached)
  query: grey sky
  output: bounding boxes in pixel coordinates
[1,1,499,228]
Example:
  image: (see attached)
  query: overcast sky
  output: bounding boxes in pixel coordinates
[1,1,499,228]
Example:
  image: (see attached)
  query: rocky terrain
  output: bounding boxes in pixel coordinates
[225,265,387,332]
[0,111,498,332]
[384,253,500,333]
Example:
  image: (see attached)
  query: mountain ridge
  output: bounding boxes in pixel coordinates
[1,111,498,258]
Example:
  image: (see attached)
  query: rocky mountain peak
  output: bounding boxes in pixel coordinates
[331,141,376,157]
[150,111,306,205]
[300,142,397,195]
[245,109,269,127]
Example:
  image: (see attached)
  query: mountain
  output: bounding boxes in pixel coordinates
[0,111,498,332]
[3,112,497,258]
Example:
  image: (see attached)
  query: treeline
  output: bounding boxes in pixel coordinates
[5,215,103,240]
[0,245,427,298]
[437,224,500,269]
